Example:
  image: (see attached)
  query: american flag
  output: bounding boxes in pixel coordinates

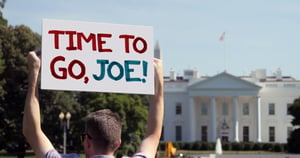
[219,32,225,41]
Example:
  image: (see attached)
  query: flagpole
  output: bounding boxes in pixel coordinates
[224,36,226,72]
[219,32,226,72]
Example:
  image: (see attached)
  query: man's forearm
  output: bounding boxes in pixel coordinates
[137,59,164,158]
[23,52,55,158]
[146,59,164,140]
[137,84,164,158]
[23,69,41,140]
[147,87,164,139]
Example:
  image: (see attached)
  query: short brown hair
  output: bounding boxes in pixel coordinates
[85,109,122,152]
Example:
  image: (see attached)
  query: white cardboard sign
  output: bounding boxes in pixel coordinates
[41,19,154,94]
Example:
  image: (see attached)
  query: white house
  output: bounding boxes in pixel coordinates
[162,68,299,143]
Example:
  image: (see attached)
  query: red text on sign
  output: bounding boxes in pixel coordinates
[48,30,112,52]
[50,56,89,83]
[119,35,147,54]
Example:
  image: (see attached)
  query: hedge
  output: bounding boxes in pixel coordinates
[159,141,286,153]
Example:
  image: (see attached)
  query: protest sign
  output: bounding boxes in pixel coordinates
[41,19,154,94]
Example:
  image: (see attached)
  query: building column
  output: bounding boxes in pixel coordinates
[233,96,239,142]
[256,96,262,142]
[210,96,217,142]
[188,97,195,142]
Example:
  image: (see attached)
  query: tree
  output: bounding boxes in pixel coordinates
[0,2,7,150]
[0,0,6,8]
[78,92,149,154]
[0,20,6,153]
[39,90,83,153]
[0,24,40,157]
[0,34,6,151]
[0,0,7,26]
[39,90,149,154]
[287,97,300,153]
[0,23,82,156]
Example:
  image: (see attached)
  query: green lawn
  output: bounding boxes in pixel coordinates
[158,150,287,157]
[174,150,284,155]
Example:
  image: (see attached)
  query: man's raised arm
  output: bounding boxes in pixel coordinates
[137,58,164,158]
[23,51,54,158]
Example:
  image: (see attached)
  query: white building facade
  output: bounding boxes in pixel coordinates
[162,69,299,143]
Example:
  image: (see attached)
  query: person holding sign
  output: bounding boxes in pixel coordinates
[23,51,164,158]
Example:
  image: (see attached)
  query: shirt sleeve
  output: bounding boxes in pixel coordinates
[45,149,79,158]
[45,149,61,158]
[132,153,147,158]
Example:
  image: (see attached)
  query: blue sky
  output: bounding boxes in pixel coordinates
[3,0,300,79]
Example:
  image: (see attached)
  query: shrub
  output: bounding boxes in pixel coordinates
[158,141,286,153]
[178,142,186,149]
[201,142,212,150]
[252,143,263,151]
[232,142,244,151]
[222,142,232,151]
[243,142,254,151]
[182,142,193,150]
[287,128,300,153]
[172,142,180,149]
[273,143,284,152]
[159,142,165,150]
[262,143,274,151]
[192,141,202,150]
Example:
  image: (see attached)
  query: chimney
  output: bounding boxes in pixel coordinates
[275,68,282,80]
[170,69,177,81]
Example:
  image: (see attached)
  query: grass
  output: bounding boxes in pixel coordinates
[158,150,288,157]
[176,150,285,154]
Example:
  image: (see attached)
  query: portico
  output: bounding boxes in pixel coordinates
[187,72,261,142]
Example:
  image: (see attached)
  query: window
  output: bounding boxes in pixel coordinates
[201,126,208,142]
[201,103,208,115]
[269,126,275,142]
[243,103,249,115]
[175,125,182,141]
[268,103,275,115]
[222,103,228,115]
[243,126,249,142]
[221,136,229,142]
[287,103,292,115]
[175,102,182,115]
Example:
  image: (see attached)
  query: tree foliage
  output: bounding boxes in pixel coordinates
[0,0,6,8]
[287,97,300,153]
[0,24,40,156]
[0,0,7,26]
[39,90,83,153]
[77,92,148,154]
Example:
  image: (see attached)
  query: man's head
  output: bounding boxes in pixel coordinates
[84,109,122,156]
